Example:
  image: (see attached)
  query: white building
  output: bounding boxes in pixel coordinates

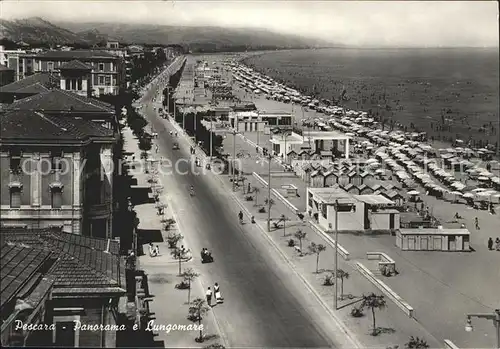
[307,187,400,232]
[271,130,352,159]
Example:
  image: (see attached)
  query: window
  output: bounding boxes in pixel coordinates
[337,204,354,212]
[77,79,82,91]
[98,63,104,71]
[48,62,54,71]
[51,188,63,208]
[105,76,111,86]
[10,188,21,208]
[98,76,105,85]
[321,204,327,219]
[10,150,21,173]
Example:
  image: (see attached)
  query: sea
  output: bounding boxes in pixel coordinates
[242,48,499,148]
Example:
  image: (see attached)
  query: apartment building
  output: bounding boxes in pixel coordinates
[32,50,126,96]
[0,93,118,238]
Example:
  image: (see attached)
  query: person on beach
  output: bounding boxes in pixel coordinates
[487,237,493,250]
[206,287,213,307]
[155,245,160,256]
[496,238,500,251]
[214,283,223,303]
[149,243,156,257]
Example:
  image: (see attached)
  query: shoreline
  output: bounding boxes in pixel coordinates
[239,48,499,151]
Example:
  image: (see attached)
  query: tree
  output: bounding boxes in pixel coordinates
[188,298,211,342]
[294,230,307,250]
[167,232,183,249]
[336,269,349,300]
[308,242,326,273]
[405,336,429,349]
[171,248,187,275]
[361,293,387,335]
[180,268,199,303]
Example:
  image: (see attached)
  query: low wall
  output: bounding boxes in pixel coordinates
[444,339,460,349]
[355,262,414,318]
[252,172,299,214]
[309,221,350,260]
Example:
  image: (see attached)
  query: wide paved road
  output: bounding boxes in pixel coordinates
[137,76,346,348]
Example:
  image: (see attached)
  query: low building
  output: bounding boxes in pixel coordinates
[1,227,127,347]
[0,45,27,81]
[270,130,351,159]
[32,50,125,96]
[0,108,117,237]
[396,228,471,251]
[0,72,59,103]
[307,187,400,232]
[259,112,292,129]
[0,64,15,87]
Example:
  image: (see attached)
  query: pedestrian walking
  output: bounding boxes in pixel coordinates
[474,217,480,230]
[496,238,500,251]
[214,283,223,303]
[205,287,213,306]
[487,237,493,250]
[155,245,160,256]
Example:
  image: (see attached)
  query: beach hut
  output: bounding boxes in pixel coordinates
[348,171,362,186]
[396,228,471,251]
[360,171,375,185]
[370,183,383,192]
[286,149,298,162]
[337,171,350,186]
[298,149,312,160]
[323,170,338,187]
[320,150,334,161]
[310,170,325,188]
[358,184,374,195]
[344,183,358,194]
[381,190,404,206]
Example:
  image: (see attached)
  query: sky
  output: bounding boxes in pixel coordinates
[1,0,499,47]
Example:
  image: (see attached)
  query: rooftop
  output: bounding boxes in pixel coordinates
[308,187,395,205]
[0,109,115,144]
[0,73,58,94]
[7,89,114,114]
[59,59,92,70]
[0,227,124,291]
[1,242,53,310]
[36,49,117,60]
[399,228,471,236]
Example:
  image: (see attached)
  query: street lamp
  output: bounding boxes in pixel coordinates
[332,200,339,310]
[281,131,291,164]
[232,129,237,191]
[256,154,273,232]
[464,309,500,348]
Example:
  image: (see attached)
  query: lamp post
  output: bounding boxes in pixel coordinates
[232,130,237,191]
[209,117,213,159]
[282,131,291,164]
[267,154,272,232]
[333,200,339,310]
[465,309,500,349]
[182,96,186,130]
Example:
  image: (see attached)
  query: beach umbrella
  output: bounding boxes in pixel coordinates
[450,191,463,196]
[471,188,486,193]
[407,190,420,196]
[478,176,490,181]
[463,192,475,198]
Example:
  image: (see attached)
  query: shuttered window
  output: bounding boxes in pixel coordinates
[10,188,21,208]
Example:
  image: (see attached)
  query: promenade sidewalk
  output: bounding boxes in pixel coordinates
[123,126,222,347]
[216,167,441,348]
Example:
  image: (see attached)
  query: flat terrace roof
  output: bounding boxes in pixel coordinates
[399,228,471,236]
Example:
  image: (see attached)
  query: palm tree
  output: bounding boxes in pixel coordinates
[188,298,211,342]
[361,293,387,335]
[308,242,326,273]
[336,269,349,300]
[171,248,187,275]
[294,230,307,250]
[405,336,429,349]
[180,268,199,303]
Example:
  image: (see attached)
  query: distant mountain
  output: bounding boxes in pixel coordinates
[53,21,335,50]
[0,17,87,44]
[0,17,335,50]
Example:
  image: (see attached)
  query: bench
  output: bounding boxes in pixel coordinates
[367,252,397,274]
[281,184,298,197]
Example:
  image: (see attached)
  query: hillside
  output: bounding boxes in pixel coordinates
[0,17,86,44]
[54,21,333,49]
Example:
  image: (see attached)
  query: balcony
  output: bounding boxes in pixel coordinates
[86,202,112,217]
